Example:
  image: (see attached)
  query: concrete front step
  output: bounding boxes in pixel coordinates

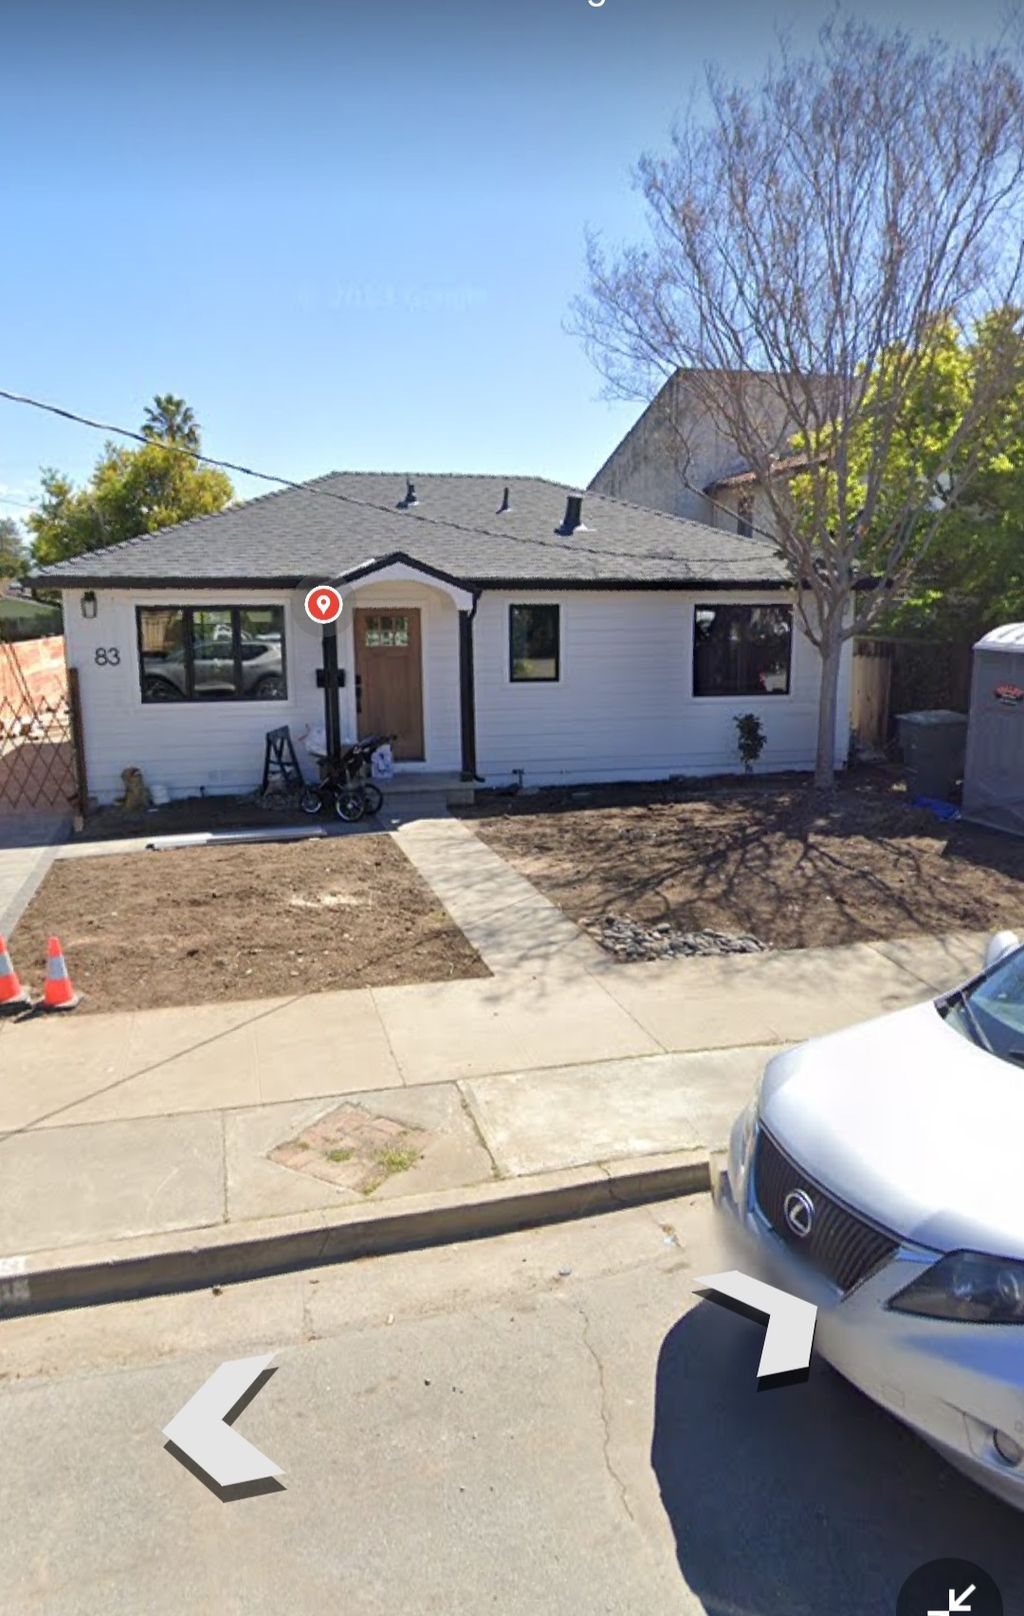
[384,772,474,807]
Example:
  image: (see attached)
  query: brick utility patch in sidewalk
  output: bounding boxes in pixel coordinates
[270,1102,431,1195]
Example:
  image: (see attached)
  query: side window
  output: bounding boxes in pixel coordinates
[509,604,560,682]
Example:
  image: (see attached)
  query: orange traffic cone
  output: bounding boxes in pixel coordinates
[40,936,79,1012]
[0,935,29,1014]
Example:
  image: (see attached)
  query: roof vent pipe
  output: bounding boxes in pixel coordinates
[497,485,512,514]
[559,493,585,534]
[399,479,418,508]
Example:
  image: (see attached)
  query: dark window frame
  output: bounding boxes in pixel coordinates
[692,603,793,699]
[736,493,754,538]
[136,604,288,704]
[508,603,561,684]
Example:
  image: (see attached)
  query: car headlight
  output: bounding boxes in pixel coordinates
[889,1250,1024,1323]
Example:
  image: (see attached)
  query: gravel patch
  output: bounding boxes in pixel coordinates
[588,914,768,962]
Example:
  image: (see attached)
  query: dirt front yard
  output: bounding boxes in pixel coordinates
[12,836,487,1012]
[462,774,1024,952]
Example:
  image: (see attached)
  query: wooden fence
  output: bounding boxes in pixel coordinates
[851,636,973,754]
[851,642,892,752]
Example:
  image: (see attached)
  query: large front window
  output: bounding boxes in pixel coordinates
[138,605,287,702]
[693,604,792,697]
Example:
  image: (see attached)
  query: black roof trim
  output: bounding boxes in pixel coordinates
[466,577,795,592]
[335,550,475,593]
[31,573,797,595]
[24,574,305,591]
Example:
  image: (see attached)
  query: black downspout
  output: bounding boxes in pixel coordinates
[322,623,343,766]
[459,600,482,782]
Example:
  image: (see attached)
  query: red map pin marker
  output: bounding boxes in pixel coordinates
[304,585,343,625]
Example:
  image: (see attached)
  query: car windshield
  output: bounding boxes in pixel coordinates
[943,947,1024,1064]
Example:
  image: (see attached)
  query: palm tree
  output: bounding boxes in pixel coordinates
[142,394,200,450]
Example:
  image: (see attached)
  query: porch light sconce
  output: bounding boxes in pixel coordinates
[81,590,98,620]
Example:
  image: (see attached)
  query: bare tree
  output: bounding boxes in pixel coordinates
[574,20,1024,785]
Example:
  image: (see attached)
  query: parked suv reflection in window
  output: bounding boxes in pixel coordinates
[138,605,287,702]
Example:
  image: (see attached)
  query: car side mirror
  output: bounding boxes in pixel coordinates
[984,930,1021,972]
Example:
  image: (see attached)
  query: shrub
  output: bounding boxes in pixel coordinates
[734,713,766,773]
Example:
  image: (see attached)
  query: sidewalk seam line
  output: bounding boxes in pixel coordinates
[455,1082,502,1181]
[220,1110,229,1225]
[368,986,409,1087]
[863,939,950,994]
[2,1038,791,1136]
[583,969,669,1053]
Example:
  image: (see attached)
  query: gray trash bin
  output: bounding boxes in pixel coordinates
[896,709,968,800]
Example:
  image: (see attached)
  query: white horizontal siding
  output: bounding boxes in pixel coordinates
[473,590,851,786]
[64,583,461,803]
[63,583,850,802]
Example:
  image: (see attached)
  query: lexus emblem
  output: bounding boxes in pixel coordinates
[783,1188,815,1239]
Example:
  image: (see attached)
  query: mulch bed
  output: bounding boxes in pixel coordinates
[460,771,1024,953]
[12,837,488,1012]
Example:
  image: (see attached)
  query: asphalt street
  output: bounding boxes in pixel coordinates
[1,1195,1022,1616]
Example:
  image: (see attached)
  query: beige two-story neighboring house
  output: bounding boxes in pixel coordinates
[589,368,807,543]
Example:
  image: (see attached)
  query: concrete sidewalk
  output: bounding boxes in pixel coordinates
[0,921,984,1274]
[0,805,991,1309]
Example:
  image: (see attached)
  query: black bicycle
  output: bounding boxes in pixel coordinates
[299,735,389,822]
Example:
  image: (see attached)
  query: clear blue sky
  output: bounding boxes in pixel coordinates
[0,0,1014,526]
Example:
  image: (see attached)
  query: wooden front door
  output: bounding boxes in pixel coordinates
[353,607,424,760]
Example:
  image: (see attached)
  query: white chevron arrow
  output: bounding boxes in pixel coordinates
[695,1270,817,1381]
[930,1588,976,1615]
[163,1354,282,1488]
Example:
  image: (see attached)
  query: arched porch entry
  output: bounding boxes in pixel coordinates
[335,556,477,773]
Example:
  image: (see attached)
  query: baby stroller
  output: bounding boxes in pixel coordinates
[299,732,390,822]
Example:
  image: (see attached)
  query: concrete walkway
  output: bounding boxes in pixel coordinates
[391,813,606,977]
[0,811,71,935]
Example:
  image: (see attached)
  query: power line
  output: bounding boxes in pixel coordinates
[0,385,787,573]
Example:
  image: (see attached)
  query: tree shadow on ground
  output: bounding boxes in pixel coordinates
[471,779,1024,951]
[651,1302,1024,1616]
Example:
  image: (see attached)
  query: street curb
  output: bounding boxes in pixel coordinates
[0,1151,710,1320]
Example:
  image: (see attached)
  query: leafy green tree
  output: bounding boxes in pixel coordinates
[28,401,233,566]
[873,320,1024,642]
[787,312,1024,645]
[0,516,27,580]
[142,393,199,449]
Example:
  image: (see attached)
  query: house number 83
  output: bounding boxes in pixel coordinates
[94,647,120,666]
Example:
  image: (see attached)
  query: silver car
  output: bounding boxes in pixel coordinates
[142,637,285,701]
[713,929,1024,1509]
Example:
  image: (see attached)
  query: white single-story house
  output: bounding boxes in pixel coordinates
[27,473,852,804]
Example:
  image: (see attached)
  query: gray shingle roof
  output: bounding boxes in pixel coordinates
[27,472,791,590]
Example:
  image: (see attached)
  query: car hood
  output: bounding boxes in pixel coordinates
[759,1000,1024,1259]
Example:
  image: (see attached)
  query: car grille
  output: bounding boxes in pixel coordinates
[753,1131,899,1294]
